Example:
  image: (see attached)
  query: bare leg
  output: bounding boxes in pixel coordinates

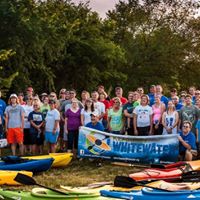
[19,143,24,156]
[11,143,17,156]
[185,150,193,161]
[50,144,56,153]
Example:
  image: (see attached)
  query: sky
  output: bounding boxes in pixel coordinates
[72,0,121,19]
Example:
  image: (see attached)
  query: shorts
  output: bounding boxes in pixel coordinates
[23,128,31,145]
[29,131,44,146]
[7,128,23,144]
[45,131,59,144]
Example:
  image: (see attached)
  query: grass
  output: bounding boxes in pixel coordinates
[5,159,142,191]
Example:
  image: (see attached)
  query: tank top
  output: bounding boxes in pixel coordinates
[162,111,177,135]
[152,104,162,124]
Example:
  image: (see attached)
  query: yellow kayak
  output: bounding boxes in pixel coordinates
[61,181,200,195]
[0,170,33,185]
[24,153,73,168]
[187,160,200,170]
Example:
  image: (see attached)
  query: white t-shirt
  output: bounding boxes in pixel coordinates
[94,102,105,117]
[133,105,153,127]
[22,105,33,129]
[45,109,60,132]
[81,108,98,126]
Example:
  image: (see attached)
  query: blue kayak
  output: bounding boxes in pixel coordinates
[101,188,200,200]
[0,157,54,173]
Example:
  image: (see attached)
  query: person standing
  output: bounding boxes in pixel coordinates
[28,103,44,154]
[162,101,179,135]
[179,94,199,133]
[108,97,124,134]
[65,98,81,156]
[22,97,33,154]
[45,99,60,153]
[152,95,165,135]
[133,95,153,136]
[5,94,25,155]
[110,87,128,107]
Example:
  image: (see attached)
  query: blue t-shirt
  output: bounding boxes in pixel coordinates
[196,120,200,142]
[28,111,44,134]
[0,99,6,123]
[175,103,183,111]
[149,95,168,107]
[179,131,197,152]
[86,122,104,132]
[148,93,155,106]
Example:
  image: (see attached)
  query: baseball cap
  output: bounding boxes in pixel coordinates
[10,94,18,99]
[41,93,48,96]
[90,111,99,117]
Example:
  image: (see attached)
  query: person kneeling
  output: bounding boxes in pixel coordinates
[178,121,197,161]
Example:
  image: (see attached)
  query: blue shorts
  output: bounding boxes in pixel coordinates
[45,131,59,144]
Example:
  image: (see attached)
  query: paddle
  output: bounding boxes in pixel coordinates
[151,161,187,169]
[111,162,149,168]
[114,171,200,189]
[114,176,173,192]
[14,173,68,195]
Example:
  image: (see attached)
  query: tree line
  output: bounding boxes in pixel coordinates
[0,0,200,96]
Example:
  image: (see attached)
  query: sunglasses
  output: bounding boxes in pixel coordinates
[137,89,143,92]
[195,93,200,95]
[183,126,190,128]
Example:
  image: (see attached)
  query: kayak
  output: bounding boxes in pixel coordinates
[0,157,54,173]
[118,187,200,200]
[23,153,73,168]
[0,170,32,185]
[100,181,200,199]
[0,187,120,199]
[129,167,183,181]
[188,160,200,170]
[61,181,200,195]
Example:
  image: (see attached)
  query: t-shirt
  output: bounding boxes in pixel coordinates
[65,109,81,131]
[5,105,25,128]
[0,99,6,123]
[28,111,44,134]
[175,103,183,111]
[150,95,168,107]
[133,105,153,127]
[196,120,200,142]
[40,104,50,119]
[179,105,199,132]
[179,131,197,152]
[86,122,104,131]
[81,109,92,126]
[45,109,60,132]
[22,105,33,129]
[108,107,123,131]
[60,100,83,112]
[94,101,105,119]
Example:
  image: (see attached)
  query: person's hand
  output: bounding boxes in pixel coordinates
[155,124,159,129]
[52,128,56,134]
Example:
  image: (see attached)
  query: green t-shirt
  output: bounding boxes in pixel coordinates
[108,107,123,131]
[40,104,50,118]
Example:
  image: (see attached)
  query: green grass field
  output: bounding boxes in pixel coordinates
[6,159,141,191]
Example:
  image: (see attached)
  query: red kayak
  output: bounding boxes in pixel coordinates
[129,167,183,181]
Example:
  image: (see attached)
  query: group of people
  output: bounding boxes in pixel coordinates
[0,85,199,161]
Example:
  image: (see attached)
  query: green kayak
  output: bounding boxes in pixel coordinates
[0,188,120,199]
